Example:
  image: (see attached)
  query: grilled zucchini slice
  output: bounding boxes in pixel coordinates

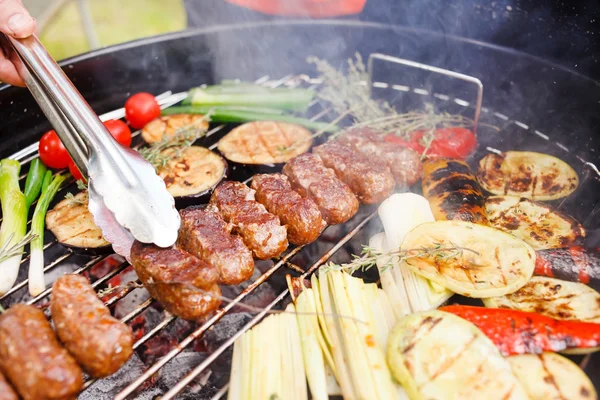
[217,121,313,164]
[486,196,585,250]
[477,151,579,201]
[141,114,209,144]
[386,310,528,400]
[400,221,536,298]
[156,146,227,198]
[508,353,597,400]
[46,191,110,251]
[484,276,600,322]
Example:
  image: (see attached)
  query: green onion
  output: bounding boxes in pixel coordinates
[41,170,53,190]
[23,158,48,209]
[0,159,27,295]
[162,106,338,133]
[188,84,314,112]
[28,173,67,296]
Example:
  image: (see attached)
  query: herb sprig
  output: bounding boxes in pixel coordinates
[320,242,480,275]
[0,232,37,264]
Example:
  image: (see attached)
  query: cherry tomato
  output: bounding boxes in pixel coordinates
[124,92,161,129]
[67,159,86,182]
[38,130,70,169]
[427,127,477,158]
[103,119,132,147]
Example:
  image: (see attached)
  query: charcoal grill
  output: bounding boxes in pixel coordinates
[0,20,599,399]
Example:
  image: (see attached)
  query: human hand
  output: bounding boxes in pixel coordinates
[0,0,36,86]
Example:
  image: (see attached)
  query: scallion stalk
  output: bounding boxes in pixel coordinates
[188,85,315,112]
[23,158,48,209]
[162,105,338,133]
[0,159,27,295]
[28,173,67,296]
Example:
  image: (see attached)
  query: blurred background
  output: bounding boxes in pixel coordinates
[24,0,600,80]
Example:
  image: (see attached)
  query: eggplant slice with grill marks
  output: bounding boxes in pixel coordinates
[141,114,209,144]
[46,191,111,253]
[157,145,228,204]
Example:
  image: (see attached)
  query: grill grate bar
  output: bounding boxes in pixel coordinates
[103,279,142,308]
[18,239,66,265]
[210,384,229,400]
[133,315,178,351]
[121,298,155,324]
[160,212,377,399]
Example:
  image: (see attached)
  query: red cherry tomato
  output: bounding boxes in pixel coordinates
[67,159,86,182]
[38,130,70,169]
[427,127,477,158]
[103,119,132,147]
[124,92,161,129]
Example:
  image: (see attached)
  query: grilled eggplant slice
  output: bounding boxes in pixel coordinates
[157,146,227,201]
[141,114,209,144]
[400,221,536,298]
[486,196,585,250]
[484,276,600,322]
[508,353,597,400]
[217,121,313,164]
[477,151,579,201]
[386,310,528,400]
[46,191,110,252]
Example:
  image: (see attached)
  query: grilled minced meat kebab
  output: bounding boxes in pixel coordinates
[0,371,18,400]
[50,274,134,378]
[210,181,289,260]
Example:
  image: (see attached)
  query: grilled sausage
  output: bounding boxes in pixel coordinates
[210,181,289,259]
[50,274,134,378]
[0,304,83,400]
[422,158,489,225]
[177,205,254,284]
[282,153,359,225]
[336,128,422,188]
[251,173,326,245]
[0,371,18,400]
[535,246,600,291]
[131,241,222,321]
[312,141,395,204]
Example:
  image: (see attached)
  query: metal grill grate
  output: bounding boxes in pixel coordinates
[1,63,598,399]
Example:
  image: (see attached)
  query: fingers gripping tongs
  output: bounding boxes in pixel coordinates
[4,34,181,260]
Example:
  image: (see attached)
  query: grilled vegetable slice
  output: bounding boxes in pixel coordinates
[156,146,227,198]
[386,310,528,400]
[46,191,110,251]
[400,221,536,298]
[141,114,209,144]
[217,121,313,164]
[484,276,600,322]
[508,352,597,400]
[422,158,489,225]
[440,305,600,356]
[486,196,585,250]
[477,151,579,201]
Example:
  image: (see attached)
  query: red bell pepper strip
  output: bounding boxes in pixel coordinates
[439,305,600,356]
[534,247,600,291]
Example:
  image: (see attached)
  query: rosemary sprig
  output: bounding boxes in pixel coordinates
[0,232,37,264]
[139,113,212,169]
[64,192,85,205]
[320,242,480,275]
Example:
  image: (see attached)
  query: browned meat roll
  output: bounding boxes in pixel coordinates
[251,173,326,245]
[210,181,289,259]
[177,205,254,285]
[0,304,83,400]
[312,141,395,204]
[0,371,19,400]
[422,158,489,225]
[50,274,134,378]
[336,128,422,188]
[282,153,359,225]
[131,242,222,321]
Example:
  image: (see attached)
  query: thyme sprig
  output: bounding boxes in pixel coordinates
[0,232,37,264]
[139,113,212,169]
[320,242,480,275]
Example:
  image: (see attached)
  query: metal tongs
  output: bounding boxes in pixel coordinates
[4,34,181,260]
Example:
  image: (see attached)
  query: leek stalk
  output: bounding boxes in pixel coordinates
[162,105,338,133]
[0,159,27,295]
[29,173,68,295]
